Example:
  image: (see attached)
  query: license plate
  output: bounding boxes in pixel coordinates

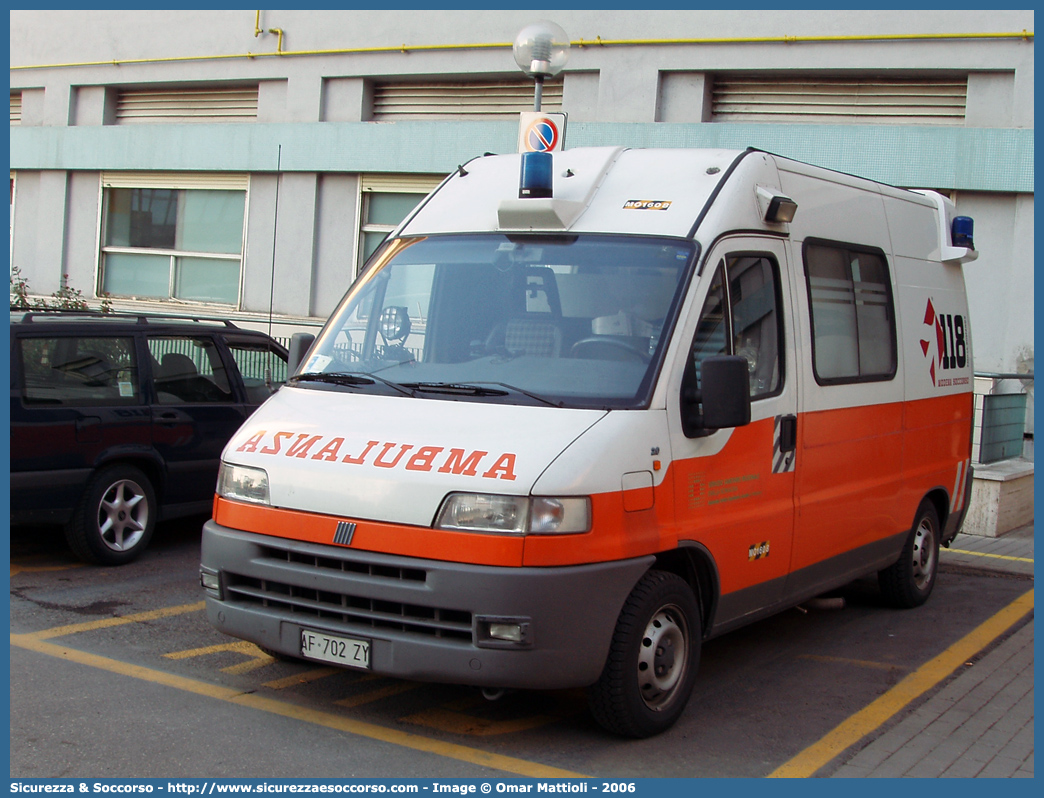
[299,628,371,669]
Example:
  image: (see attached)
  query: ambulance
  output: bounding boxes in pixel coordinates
[200,146,976,737]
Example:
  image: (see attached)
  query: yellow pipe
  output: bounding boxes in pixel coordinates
[254,10,262,38]
[268,27,284,53]
[11,30,1033,72]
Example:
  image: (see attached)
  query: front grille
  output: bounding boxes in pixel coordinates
[259,543,427,583]
[225,572,473,642]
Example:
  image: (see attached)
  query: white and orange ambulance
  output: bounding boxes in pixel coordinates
[200,146,977,737]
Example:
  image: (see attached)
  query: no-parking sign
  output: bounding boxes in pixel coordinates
[518,112,567,153]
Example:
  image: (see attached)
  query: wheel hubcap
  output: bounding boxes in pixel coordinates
[637,605,688,710]
[97,479,149,552]
[911,517,937,590]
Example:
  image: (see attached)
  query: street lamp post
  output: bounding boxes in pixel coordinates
[513,21,570,112]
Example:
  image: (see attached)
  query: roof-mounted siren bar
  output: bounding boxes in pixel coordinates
[912,190,978,265]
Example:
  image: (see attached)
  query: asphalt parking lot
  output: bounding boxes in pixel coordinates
[9,516,1034,779]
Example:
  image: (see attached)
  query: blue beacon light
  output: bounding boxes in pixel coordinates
[519,151,553,199]
[951,216,974,248]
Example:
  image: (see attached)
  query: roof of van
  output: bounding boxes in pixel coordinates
[399,147,750,239]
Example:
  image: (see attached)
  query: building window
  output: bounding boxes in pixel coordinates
[360,193,425,264]
[803,239,897,384]
[357,174,444,274]
[101,181,246,305]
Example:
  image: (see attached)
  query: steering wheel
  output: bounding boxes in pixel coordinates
[570,337,651,363]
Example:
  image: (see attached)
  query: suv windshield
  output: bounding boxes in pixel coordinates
[299,234,697,408]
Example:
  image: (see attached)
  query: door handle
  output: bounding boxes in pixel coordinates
[779,414,797,453]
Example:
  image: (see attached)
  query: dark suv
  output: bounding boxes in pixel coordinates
[10,311,289,565]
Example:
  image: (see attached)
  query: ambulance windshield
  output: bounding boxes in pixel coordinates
[298,234,696,409]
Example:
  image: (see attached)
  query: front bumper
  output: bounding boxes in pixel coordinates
[201,519,653,690]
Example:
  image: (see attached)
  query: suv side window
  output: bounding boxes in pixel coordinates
[19,336,139,406]
[148,336,234,404]
[225,340,288,404]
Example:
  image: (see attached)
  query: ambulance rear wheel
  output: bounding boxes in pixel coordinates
[587,569,701,738]
[878,499,940,608]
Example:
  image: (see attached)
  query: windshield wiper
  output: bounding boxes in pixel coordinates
[400,382,509,397]
[292,372,412,396]
[487,382,561,407]
[292,372,375,386]
[400,381,560,407]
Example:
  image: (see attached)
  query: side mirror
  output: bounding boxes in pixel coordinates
[681,355,751,437]
[287,333,315,375]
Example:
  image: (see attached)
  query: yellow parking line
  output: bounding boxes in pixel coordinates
[22,601,206,641]
[11,560,86,576]
[335,680,422,708]
[263,667,343,690]
[768,588,1034,778]
[10,632,585,778]
[164,641,259,660]
[943,548,1033,564]
[163,640,276,674]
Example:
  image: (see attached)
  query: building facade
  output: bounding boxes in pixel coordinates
[10,9,1034,391]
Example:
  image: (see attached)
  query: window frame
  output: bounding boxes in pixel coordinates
[146,334,236,405]
[689,250,787,404]
[16,333,142,408]
[802,237,898,387]
[97,173,249,307]
[355,175,444,280]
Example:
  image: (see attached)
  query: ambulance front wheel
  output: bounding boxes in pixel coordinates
[878,499,940,608]
[587,569,701,738]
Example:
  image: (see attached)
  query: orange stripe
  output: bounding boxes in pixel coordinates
[213,498,525,567]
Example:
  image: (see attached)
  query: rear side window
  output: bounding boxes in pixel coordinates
[804,240,897,384]
[19,336,139,406]
[147,336,234,404]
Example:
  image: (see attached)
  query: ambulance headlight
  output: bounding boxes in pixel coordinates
[434,493,590,535]
[435,493,528,534]
[217,462,271,505]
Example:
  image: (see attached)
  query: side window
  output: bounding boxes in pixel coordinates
[690,254,783,400]
[225,341,289,405]
[690,264,728,385]
[804,241,896,384]
[729,255,782,397]
[19,336,139,406]
[148,337,234,404]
